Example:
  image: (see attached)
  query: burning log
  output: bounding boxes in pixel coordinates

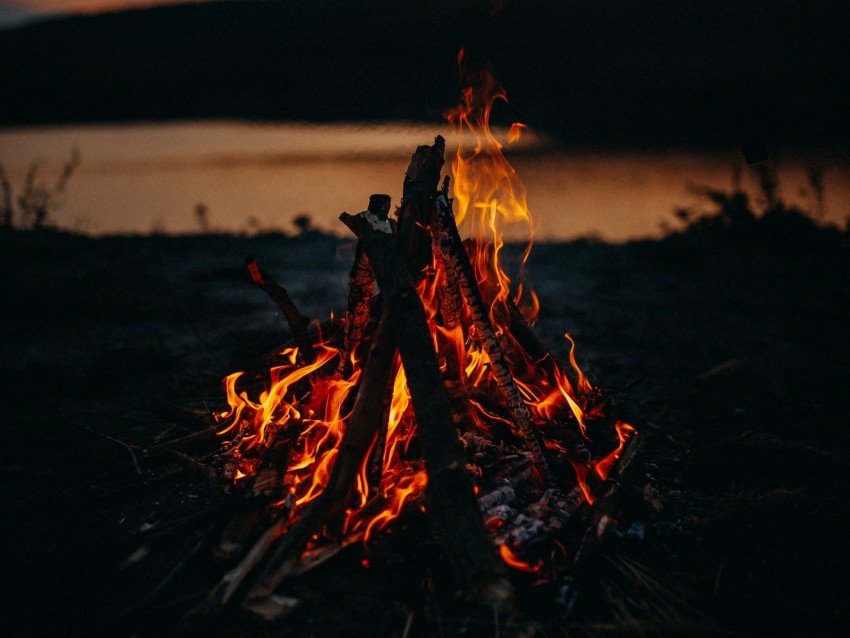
[245,255,315,364]
[341,207,512,606]
[433,187,556,488]
[337,193,391,377]
[175,118,638,625]
[243,305,398,602]
[396,136,446,278]
[366,351,400,494]
[430,177,464,332]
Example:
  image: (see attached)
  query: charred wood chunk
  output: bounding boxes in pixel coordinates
[397,136,445,278]
[339,194,392,377]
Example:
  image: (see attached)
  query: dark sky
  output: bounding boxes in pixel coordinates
[1,0,848,152]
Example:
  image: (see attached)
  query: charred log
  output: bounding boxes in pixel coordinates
[433,189,556,488]
[338,194,391,377]
[245,305,398,601]
[342,207,512,607]
[396,136,445,279]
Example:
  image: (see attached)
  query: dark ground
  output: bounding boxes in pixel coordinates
[1,206,849,636]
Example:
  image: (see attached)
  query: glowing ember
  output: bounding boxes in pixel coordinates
[212,55,636,576]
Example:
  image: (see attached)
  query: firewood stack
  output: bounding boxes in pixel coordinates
[147,136,640,624]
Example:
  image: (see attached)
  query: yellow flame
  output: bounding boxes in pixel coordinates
[212,50,637,551]
[446,49,537,324]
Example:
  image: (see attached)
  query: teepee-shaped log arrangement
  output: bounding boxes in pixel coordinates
[147,136,639,623]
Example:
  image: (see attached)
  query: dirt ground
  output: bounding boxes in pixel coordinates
[1,214,848,636]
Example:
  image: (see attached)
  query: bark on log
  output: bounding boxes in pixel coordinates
[429,176,467,389]
[433,191,556,489]
[338,194,391,377]
[245,306,398,600]
[245,256,315,364]
[396,136,445,279]
[342,207,512,607]
[431,177,464,331]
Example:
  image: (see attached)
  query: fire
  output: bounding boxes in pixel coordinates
[446,49,538,327]
[499,544,542,573]
[212,53,635,575]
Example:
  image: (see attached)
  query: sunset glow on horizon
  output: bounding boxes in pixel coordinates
[4,0,210,17]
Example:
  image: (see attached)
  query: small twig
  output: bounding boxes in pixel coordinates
[713,556,727,596]
[63,416,143,475]
[401,611,415,638]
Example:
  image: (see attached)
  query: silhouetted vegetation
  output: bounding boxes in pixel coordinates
[0,148,79,231]
[292,213,313,235]
[666,161,848,250]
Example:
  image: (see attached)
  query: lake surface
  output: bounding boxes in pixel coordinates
[1,121,847,241]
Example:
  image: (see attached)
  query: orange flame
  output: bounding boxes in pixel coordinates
[446,49,538,325]
[499,543,542,573]
[212,52,636,559]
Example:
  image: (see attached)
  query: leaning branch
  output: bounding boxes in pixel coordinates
[433,190,556,488]
[244,256,315,364]
[343,207,512,607]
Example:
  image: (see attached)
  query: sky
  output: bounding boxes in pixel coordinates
[0,0,205,26]
[3,0,199,13]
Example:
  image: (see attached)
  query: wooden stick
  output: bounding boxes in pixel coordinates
[150,426,219,453]
[245,256,315,364]
[141,397,221,431]
[559,432,643,615]
[430,176,467,389]
[338,194,390,377]
[396,136,446,279]
[245,306,398,601]
[367,351,400,494]
[194,508,293,617]
[433,191,556,488]
[343,207,512,607]
[431,177,464,330]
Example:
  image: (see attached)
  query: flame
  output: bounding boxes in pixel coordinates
[211,52,636,566]
[446,49,537,325]
[594,421,636,481]
[499,544,542,573]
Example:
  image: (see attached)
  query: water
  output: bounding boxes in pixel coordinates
[1,121,847,241]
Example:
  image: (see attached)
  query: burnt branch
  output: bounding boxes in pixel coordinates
[338,194,390,377]
[246,306,398,601]
[396,136,445,279]
[344,207,512,607]
[434,191,556,489]
[431,177,465,331]
[244,256,315,364]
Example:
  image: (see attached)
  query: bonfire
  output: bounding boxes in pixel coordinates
[161,58,639,622]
